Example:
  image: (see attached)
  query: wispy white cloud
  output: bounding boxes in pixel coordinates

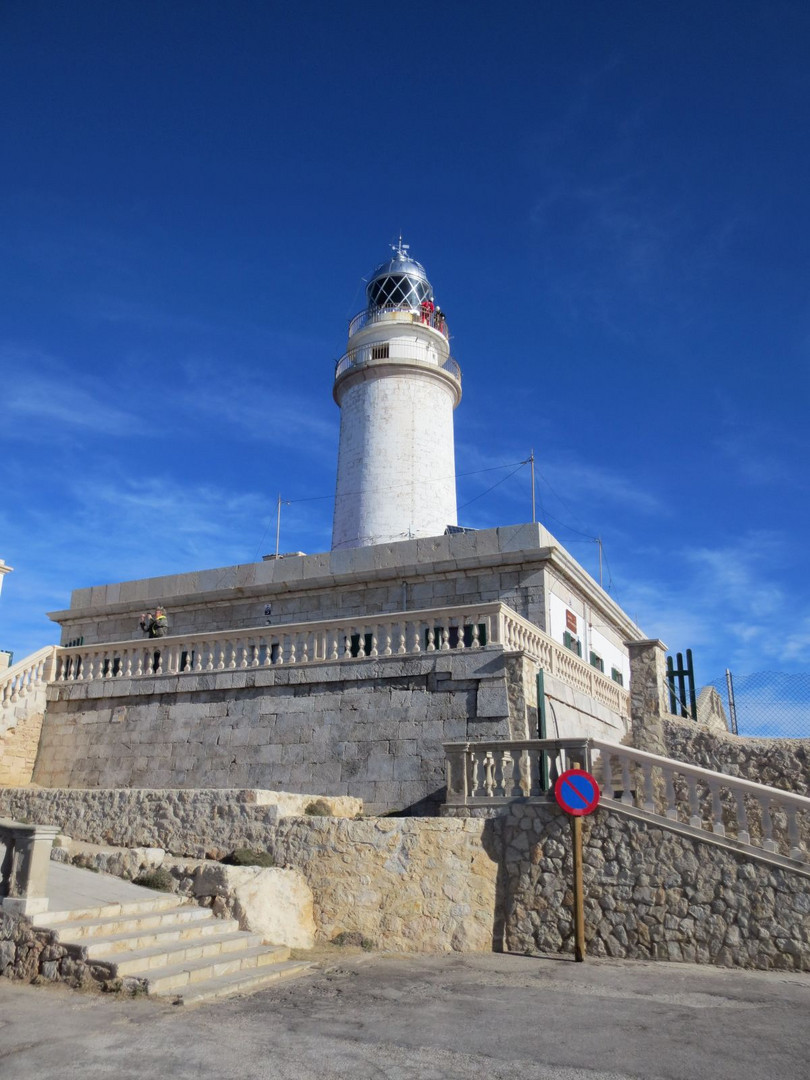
[1,346,143,437]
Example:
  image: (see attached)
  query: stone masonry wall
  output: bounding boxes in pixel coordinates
[32,651,521,814]
[6,784,808,969]
[0,786,499,955]
[0,788,360,858]
[662,716,810,797]
[499,802,809,971]
[0,704,45,787]
[0,680,49,787]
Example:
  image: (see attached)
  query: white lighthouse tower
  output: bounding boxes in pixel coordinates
[331,242,462,550]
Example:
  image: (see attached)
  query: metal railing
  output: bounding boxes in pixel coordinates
[335,342,461,383]
[348,305,449,340]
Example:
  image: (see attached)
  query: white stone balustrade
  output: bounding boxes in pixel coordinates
[50,603,631,714]
[444,738,592,804]
[443,736,810,867]
[0,646,59,712]
[53,603,506,684]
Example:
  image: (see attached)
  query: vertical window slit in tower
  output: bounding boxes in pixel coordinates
[371,344,389,360]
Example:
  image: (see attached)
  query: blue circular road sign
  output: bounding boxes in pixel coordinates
[554,768,601,816]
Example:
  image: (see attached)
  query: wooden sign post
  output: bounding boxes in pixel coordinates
[554,768,601,963]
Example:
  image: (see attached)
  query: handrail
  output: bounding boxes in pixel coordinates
[0,645,59,709]
[444,736,810,865]
[52,602,509,682]
[51,603,629,721]
[335,343,461,383]
[591,738,809,809]
[348,305,449,340]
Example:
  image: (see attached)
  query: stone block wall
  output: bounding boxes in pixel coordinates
[5,784,808,969]
[0,683,48,787]
[31,650,526,814]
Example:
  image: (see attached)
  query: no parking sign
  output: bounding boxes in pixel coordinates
[553,768,601,962]
[554,768,601,816]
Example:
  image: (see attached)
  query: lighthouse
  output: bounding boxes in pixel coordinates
[331,242,462,550]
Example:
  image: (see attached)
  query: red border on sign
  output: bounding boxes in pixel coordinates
[554,768,601,816]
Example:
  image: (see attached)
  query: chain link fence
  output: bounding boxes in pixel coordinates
[700,671,810,739]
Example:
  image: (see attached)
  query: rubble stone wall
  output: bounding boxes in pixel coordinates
[500,802,809,971]
[661,716,810,797]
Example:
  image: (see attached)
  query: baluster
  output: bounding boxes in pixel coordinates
[383,625,393,656]
[340,633,350,659]
[504,751,523,798]
[397,626,407,654]
[370,631,378,658]
[620,755,633,805]
[483,751,495,797]
[301,635,310,663]
[734,790,750,845]
[708,781,725,836]
[664,766,678,820]
[785,806,801,861]
[215,643,224,670]
[195,647,204,673]
[135,651,144,677]
[427,626,436,652]
[154,650,163,676]
[124,652,133,677]
[439,626,448,651]
[642,762,655,813]
[355,630,365,659]
[411,622,421,653]
[601,750,614,798]
[329,632,339,661]
[83,655,94,682]
[760,797,777,852]
[456,621,466,649]
[519,749,533,797]
[687,776,702,827]
[238,641,248,669]
[227,641,237,670]
[469,751,480,798]
[471,622,480,649]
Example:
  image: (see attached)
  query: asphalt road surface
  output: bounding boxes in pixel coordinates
[1,951,808,1080]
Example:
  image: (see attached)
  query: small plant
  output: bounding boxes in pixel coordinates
[133,867,175,892]
[221,848,275,868]
[304,799,332,816]
[331,930,374,951]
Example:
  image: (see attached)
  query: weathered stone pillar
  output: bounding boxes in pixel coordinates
[0,819,60,916]
[624,639,669,756]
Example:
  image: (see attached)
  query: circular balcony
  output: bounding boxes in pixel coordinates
[348,305,449,341]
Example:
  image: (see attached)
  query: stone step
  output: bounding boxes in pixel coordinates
[32,894,182,926]
[95,931,266,975]
[136,944,290,994]
[72,916,242,958]
[171,960,313,1005]
[50,904,212,940]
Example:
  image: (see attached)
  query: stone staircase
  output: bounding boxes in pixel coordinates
[31,891,311,1004]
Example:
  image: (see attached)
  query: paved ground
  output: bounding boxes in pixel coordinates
[2,951,808,1080]
[45,861,168,910]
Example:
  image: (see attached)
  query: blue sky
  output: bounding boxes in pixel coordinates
[1,0,809,693]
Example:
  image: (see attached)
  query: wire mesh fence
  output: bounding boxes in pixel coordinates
[700,671,810,738]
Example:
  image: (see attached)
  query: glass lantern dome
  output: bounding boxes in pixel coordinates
[366,240,432,311]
